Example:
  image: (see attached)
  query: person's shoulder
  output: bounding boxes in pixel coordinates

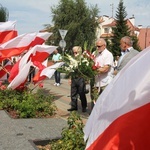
[130,48,139,54]
[105,49,113,55]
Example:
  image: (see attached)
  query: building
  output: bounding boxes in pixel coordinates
[96,15,150,50]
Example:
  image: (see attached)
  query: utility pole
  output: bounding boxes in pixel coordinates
[110,3,114,18]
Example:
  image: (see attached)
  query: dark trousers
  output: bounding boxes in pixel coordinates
[28,66,35,82]
[70,77,87,109]
[54,70,60,84]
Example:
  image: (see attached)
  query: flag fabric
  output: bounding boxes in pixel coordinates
[42,58,48,67]
[30,32,52,47]
[7,60,31,90]
[8,59,20,82]
[8,45,57,83]
[0,21,18,44]
[40,62,64,79]
[84,46,150,150]
[32,61,47,84]
[30,45,57,62]
[19,44,57,69]
[0,60,12,80]
[0,33,37,58]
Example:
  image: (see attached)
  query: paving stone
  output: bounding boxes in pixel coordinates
[0,78,91,150]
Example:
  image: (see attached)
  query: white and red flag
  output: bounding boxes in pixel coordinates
[33,62,64,84]
[0,32,37,58]
[40,62,64,79]
[7,60,31,90]
[0,21,18,44]
[84,46,150,150]
[8,44,57,83]
[30,32,52,47]
[0,60,12,80]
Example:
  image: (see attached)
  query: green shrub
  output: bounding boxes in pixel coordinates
[0,88,57,118]
[50,111,86,150]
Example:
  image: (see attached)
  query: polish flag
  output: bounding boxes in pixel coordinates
[30,45,57,62]
[33,62,64,84]
[84,46,150,150]
[0,60,12,80]
[32,61,47,84]
[0,21,18,44]
[8,45,57,83]
[30,32,52,47]
[7,60,31,90]
[0,32,37,58]
[40,62,65,79]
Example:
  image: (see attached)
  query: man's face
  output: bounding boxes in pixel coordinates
[96,41,105,53]
[120,39,126,51]
[73,50,78,57]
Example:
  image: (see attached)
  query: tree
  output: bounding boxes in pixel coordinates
[111,0,131,57]
[48,0,99,52]
[111,0,141,57]
[0,4,9,22]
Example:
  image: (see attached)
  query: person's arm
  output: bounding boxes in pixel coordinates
[97,65,111,74]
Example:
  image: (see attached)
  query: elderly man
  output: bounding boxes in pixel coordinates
[93,38,114,95]
[67,46,87,112]
[90,38,114,111]
[115,36,139,73]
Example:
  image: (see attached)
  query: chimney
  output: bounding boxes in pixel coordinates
[129,15,135,26]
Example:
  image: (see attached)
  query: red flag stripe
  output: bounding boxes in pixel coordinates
[87,103,150,150]
[0,65,12,78]
[0,30,18,44]
[0,21,17,44]
[30,32,52,47]
[84,47,150,149]
[0,33,37,58]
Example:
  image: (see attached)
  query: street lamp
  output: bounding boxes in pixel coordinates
[145,25,150,48]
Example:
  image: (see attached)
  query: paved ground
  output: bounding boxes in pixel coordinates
[0,78,92,150]
[42,78,92,123]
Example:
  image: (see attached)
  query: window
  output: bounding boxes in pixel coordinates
[104,28,109,33]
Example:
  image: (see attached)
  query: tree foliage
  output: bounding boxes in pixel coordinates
[0,4,9,22]
[111,0,131,57]
[111,0,141,57]
[48,0,99,52]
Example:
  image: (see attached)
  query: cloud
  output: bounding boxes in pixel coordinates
[1,0,150,34]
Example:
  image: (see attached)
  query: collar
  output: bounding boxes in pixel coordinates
[98,48,106,55]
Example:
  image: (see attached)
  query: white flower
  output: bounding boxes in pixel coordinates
[66,54,78,68]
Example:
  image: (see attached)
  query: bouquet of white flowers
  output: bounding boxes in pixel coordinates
[58,50,99,81]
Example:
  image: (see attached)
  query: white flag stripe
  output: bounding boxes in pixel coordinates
[0,74,7,81]
[36,32,52,39]
[7,60,31,90]
[0,21,16,31]
[42,58,48,67]
[0,33,36,49]
[84,46,150,149]
[40,62,64,79]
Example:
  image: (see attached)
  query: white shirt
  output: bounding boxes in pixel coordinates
[94,49,114,87]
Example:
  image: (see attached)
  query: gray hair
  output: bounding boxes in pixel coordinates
[72,46,82,54]
[121,36,133,46]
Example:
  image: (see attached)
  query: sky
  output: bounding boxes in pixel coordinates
[1,0,150,35]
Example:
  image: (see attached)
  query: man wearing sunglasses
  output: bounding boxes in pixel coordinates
[92,38,114,98]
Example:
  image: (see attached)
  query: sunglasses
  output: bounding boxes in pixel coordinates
[97,45,104,48]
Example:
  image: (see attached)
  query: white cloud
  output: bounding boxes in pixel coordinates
[1,0,150,34]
